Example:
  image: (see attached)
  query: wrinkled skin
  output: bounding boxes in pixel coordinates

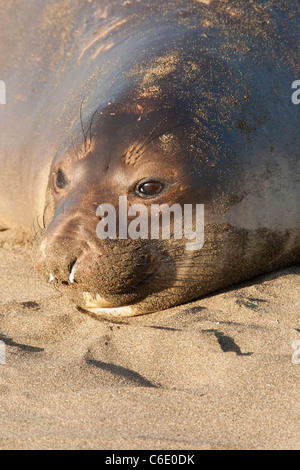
[0,0,299,317]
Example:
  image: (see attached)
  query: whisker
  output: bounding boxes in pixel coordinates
[71,136,80,159]
[80,97,88,153]
[87,107,99,148]
[42,203,50,230]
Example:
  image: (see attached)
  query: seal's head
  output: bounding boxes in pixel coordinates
[34,49,253,318]
[35,88,214,317]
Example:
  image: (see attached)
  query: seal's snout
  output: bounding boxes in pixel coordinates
[34,208,165,311]
[34,210,92,286]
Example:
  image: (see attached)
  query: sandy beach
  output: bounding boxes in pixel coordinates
[0,227,299,450]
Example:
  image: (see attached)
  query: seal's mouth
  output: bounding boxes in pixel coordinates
[38,224,179,317]
[48,271,153,316]
[82,292,153,317]
[48,271,159,317]
[48,260,164,317]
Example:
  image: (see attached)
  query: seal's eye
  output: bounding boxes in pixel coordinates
[135,179,164,198]
[55,168,69,190]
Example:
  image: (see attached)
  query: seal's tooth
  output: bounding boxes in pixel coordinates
[49,273,55,282]
[69,268,75,284]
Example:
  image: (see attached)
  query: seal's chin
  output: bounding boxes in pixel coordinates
[82,292,154,318]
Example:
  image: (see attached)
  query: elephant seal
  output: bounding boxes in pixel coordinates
[0,0,299,317]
